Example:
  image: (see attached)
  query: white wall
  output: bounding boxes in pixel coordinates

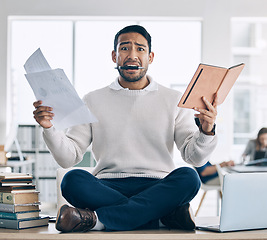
[1,0,267,161]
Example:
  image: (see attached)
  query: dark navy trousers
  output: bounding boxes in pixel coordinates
[61,167,201,231]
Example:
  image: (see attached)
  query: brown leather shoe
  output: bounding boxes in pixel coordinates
[56,204,97,232]
[160,203,195,230]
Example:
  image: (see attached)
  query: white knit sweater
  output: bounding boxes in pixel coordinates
[43,78,217,179]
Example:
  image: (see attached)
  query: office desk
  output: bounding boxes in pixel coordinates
[0,217,267,240]
[226,165,267,173]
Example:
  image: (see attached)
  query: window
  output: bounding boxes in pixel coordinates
[232,18,267,145]
[9,17,202,125]
[9,19,73,125]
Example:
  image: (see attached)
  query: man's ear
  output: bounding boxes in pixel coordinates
[112,50,117,63]
[149,52,154,64]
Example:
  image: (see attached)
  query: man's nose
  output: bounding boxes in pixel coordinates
[128,49,138,60]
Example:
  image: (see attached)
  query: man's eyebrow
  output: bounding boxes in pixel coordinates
[135,42,147,48]
[119,41,131,46]
[119,41,147,48]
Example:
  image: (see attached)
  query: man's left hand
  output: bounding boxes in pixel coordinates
[194,94,218,134]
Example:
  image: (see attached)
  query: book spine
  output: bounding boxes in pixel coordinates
[0,218,18,229]
[0,193,14,204]
[0,204,14,213]
[0,212,17,220]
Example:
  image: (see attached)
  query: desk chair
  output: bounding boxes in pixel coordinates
[195,182,221,216]
[195,163,226,216]
[215,164,229,190]
[195,164,230,216]
[56,167,94,211]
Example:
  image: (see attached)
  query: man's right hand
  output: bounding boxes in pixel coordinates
[33,100,54,129]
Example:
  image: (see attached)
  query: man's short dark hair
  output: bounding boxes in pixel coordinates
[114,25,152,53]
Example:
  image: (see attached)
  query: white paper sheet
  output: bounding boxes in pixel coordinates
[24,48,97,130]
[24,48,51,73]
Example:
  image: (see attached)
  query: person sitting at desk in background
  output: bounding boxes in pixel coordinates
[33,25,218,232]
[242,127,267,162]
[195,160,235,185]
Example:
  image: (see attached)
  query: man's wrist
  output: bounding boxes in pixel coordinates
[200,124,216,136]
[194,118,216,136]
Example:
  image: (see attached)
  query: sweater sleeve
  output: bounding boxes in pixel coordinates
[174,107,218,167]
[242,140,254,155]
[242,139,256,161]
[42,123,92,168]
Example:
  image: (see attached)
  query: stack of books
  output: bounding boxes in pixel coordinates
[0,172,49,229]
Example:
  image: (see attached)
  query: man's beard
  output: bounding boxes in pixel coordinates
[118,68,148,82]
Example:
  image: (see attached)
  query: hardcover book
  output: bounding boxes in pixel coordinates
[0,182,33,187]
[0,192,39,204]
[0,203,40,213]
[0,210,40,220]
[0,180,33,187]
[0,173,32,179]
[0,216,49,229]
[178,63,245,109]
[0,185,36,193]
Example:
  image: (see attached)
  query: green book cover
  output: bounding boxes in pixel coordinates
[0,210,40,220]
[0,216,49,229]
